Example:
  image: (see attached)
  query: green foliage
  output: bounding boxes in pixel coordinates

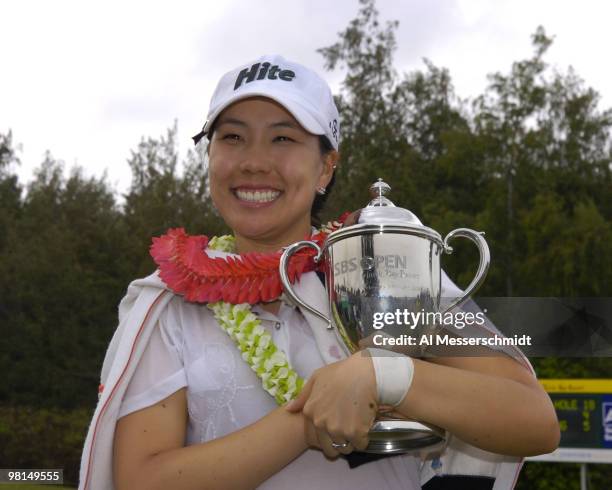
[0,405,91,486]
[0,131,22,251]
[319,5,612,299]
[123,123,226,277]
[0,130,226,409]
[0,156,132,407]
[517,461,612,490]
[519,195,612,296]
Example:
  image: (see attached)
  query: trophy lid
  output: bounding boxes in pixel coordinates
[323,178,443,248]
[358,178,423,225]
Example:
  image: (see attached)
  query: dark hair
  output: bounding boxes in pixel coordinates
[311,135,336,227]
[204,129,337,227]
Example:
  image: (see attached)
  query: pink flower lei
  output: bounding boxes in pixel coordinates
[150,213,349,304]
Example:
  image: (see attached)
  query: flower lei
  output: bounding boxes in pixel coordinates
[205,234,303,404]
[150,214,348,405]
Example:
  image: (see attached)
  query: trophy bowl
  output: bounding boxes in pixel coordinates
[280,179,490,454]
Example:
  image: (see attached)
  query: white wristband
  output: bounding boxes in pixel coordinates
[366,347,414,407]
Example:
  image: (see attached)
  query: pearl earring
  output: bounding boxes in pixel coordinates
[316,187,326,196]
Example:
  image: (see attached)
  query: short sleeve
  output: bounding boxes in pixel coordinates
[118,300,188,418]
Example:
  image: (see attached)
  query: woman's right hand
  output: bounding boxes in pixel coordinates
[302,410,354,459]
[288,353,377,457]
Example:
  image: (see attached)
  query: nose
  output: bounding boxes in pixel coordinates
[238,141,273,174]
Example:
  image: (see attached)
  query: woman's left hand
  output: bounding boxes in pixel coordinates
[285,352,378,457]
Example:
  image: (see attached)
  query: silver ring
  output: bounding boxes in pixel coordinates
[331,441,349,449]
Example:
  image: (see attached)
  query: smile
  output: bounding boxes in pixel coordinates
[234,189,281,203]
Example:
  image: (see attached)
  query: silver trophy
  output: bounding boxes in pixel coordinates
[280,179,490,454]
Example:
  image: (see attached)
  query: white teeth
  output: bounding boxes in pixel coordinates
[235,189,281,203]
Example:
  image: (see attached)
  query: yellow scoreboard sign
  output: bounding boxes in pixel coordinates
[527,379,612,464]
[540,379,612,394]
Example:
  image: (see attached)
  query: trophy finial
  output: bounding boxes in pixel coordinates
[369,178,391,199]
[368,178,394,207]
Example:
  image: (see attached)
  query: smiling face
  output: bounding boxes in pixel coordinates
[208,97,337,253]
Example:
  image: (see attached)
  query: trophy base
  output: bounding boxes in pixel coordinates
[364,420,446,454]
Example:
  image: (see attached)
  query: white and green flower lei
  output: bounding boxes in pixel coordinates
[207,235,305,405]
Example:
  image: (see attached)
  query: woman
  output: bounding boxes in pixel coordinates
[79,55,559,490]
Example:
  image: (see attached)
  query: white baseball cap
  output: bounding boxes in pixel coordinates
[193,54,341,150]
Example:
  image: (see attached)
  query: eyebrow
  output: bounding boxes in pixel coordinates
[215,118,300,130]
[269,120,300,130]
[215,117,247,128]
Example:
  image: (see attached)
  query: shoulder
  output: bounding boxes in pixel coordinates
[116,272,217,342]
[158,294,215,337]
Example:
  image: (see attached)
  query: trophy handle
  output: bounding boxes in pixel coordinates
[279,241,333,329]
[441,228,490,313]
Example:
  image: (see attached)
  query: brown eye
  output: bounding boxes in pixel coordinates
[222,133,241,142]
[274,135,294,143]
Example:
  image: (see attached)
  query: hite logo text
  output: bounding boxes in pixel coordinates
[234,62,296,90]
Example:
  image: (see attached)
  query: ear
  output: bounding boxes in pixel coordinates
[318,150,339,189]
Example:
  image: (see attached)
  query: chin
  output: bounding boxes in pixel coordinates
[232,218,311,250]
[231,219,278,241]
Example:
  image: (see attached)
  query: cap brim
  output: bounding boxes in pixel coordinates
[202,88,326,139]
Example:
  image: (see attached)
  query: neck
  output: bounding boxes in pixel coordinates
[234,226,313,254]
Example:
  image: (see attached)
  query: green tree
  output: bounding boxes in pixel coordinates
[318,0,411,216]
[0,131,22,250]
[474,27,612,296]
[123,124,225,278]
[0,155,131,408]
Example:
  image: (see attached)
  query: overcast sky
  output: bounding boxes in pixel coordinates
[2,0,611,195]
